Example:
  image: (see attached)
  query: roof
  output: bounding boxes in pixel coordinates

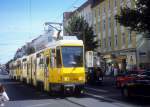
[46,39,83,48]
[63,36,78,40]
[89,0,104,8]
[75,1,90,12]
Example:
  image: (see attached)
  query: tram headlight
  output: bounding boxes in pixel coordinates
[78,77,85,81]
[64,77,70,81]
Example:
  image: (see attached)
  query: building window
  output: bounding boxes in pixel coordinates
[109,37,111,48]
[126,0,131,8]
[120,0,124,4]
[120,0,125,7]
[95,9,96,18]
[103,38,106,48]
[85,13,88,21]
[48,37,51,42]
[98,22,100,33]
[128,31,132,44]
[114,0,117,8]
[122,33,126,45]
[108,0,111,10]
[108,17,111,29]
[114,19,117,27]
[115,35,118,47]
[100,39,102,48]
[103,20,106,31]
[98,7,100,16]
[103,4,106,14]
[89,13,91,23]
[93,24,96,34]
[92,11,95,22]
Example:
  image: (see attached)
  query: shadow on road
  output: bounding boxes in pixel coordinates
[0,78,66,101]
[1,75,150,107]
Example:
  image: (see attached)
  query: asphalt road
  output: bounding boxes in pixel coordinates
[0,74,150,107]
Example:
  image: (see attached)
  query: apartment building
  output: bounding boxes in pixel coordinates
[63,0,150,70]
[63,1,92,36]
[90,0,138,70]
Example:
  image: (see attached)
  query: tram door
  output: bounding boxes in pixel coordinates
[28,56,33,85]
[30,57,33,85]
[27,60,29,84]
[33,58,37,86]
[44,55,50,91]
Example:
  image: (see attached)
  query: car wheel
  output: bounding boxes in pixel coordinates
[122,87,130,98]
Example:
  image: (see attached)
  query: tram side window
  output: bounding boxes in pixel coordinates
[56,49,62,68]
[50,49,55,68]
[46,57,49,66]
[36,58,39,69]
[39,58,44,69]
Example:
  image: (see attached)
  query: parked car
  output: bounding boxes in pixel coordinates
[116,69,145,88]
[121,71,150,98]
[86,67,103,85]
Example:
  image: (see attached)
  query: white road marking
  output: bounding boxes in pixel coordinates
[26,103,52,107]
[85,92,105,99]
[85,87,108,93]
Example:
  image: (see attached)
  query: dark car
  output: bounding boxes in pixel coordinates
[121,71,150,98]
[116,70,141,88]
[86,67,103,85]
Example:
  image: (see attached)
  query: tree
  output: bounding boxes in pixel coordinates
[5,59,13,73]
[65,15,98,51]
[26,46,35,55]
[116,0,150,37]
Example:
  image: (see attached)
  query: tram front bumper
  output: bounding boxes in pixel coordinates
[62,84,85,94]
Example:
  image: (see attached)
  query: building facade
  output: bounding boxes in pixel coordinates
[63,0,150,70]
[90,0,137,70]
[63,12,73,36]
[63,1,92,36]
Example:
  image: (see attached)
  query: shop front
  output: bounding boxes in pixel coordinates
[103,50,137,76]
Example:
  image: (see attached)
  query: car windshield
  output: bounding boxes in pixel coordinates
[61,46,83,67]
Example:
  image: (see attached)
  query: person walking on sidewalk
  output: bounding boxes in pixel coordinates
[0,84,9,106]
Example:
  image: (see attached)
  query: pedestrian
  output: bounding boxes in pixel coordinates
[114,65,119,77]
[0,84,9,106]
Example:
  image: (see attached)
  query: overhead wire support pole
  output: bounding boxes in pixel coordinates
[44,22,62,40]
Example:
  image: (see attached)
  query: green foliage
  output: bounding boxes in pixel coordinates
[5,59,13,72]
[65,15,98,51]
[26,46,35,55]
[116,0,150,37]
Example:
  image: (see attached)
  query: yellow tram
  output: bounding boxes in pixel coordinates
[9,39,86,94]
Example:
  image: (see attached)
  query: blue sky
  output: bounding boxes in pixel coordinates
[0,0,86,64]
